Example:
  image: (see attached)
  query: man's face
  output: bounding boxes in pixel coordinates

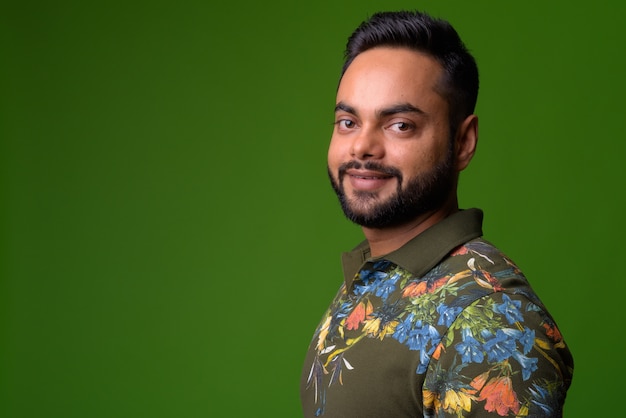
[327,47,457,229]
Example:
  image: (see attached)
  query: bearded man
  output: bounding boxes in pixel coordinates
[300,10,573,418]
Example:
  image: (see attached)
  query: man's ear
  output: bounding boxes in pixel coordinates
[455,114,478,172]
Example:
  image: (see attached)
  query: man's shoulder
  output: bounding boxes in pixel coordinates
[392,237,534,308]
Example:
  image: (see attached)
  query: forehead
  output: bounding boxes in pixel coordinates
[337,47,446,113]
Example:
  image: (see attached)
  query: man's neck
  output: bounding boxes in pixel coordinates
[362,202,459,258]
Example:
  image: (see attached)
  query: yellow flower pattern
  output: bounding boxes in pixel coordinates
[302,239,573,417]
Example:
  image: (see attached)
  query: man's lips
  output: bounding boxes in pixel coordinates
[345,169,395,191]
[346,169,393,179]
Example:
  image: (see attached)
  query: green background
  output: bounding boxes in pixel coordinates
[2,0,624,416]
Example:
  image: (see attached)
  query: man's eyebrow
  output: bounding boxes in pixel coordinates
[334,102,426,118]
[378,103,425,117]
[334,102,357,115]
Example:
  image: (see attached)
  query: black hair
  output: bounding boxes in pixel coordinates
[342,10,479,135]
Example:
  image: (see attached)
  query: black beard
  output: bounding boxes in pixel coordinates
[328,149,456,229]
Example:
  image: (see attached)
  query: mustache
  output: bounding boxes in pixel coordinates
[338,161,403,180]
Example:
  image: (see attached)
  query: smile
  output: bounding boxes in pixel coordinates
[345,169,394,179]
[352,174,392,180]
[345,170,395,192]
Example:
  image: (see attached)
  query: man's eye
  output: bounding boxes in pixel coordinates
[337,120,356,129]
[390,121,413,132]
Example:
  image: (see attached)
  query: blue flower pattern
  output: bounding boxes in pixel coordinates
[304,239,572,416]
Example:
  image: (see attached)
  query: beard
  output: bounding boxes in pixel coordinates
[328,146,456,229]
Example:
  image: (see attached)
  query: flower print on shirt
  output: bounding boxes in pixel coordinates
[304,239,572,417]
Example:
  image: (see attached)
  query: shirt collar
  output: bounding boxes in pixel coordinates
[340,208,484,289]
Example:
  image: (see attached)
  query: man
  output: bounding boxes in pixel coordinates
[300,10,573,417]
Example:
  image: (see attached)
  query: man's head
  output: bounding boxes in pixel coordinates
[327,11,479,229]
[341,10,479,135]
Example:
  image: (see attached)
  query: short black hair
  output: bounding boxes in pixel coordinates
[342,10,479,135]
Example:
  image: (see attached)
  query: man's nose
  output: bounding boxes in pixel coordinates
[350,126,384,160]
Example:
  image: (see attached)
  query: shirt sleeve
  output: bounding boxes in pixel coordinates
[421,291,573,417]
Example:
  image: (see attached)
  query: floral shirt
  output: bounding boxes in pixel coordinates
[300,209,573,417]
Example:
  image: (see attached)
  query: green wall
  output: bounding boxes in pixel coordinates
[2,1,624,416]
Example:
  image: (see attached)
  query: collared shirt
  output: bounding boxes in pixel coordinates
[300,209,573,417]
